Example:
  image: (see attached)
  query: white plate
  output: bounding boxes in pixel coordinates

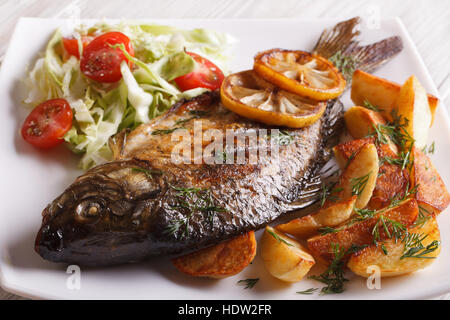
[0,17,449,300]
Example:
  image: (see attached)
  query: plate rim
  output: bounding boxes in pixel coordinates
[1,16,449,300]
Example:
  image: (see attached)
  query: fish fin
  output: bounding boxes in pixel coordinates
[288,100,344,210]
[346,36,403,74]
[313,17,403,82]
[313,17,361,59]
[108,129,131,160]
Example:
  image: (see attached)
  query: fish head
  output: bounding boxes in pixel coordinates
[34,159,164,265]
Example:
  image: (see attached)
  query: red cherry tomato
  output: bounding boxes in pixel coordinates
[80,32,134,83]
[21,99,73,149]
[62,36,93,60]
[174,52,225,91]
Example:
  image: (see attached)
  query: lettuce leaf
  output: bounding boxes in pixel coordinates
[24,22,234,169]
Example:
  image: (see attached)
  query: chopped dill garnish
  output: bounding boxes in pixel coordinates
[319,182,343,207]
[267,228,293,246]
[371,215,406,245]
[387,183,418,208]
[363,100,382,112]
[351,172,371,196]
[269,130,294,145]
[152,127,184,135]
[352,207,377,222]
[237,278,259,289]
[370,209,439,258]
[296,288,318,295]
[318,226,342,235]
[174,116,197,126]
[344,151,357,170]
[132,167,164,176]
[164,185,228,238]
[401,239,440,259]
[381,244,388,255]
[414,205,432,228]
[367,110,414,151]
[309,243,366,294]
[189,110,209,117]
[329,51,358,81]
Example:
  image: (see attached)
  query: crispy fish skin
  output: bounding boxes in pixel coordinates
[35,92,343,266]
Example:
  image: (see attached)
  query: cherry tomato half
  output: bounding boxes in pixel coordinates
[21,99,73,149]
[62,36,93,60]
[174,52,225,91]
[80,32,134,83]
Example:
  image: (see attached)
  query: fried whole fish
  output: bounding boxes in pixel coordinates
[35,17,403,266]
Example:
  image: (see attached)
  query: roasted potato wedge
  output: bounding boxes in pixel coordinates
[172,231,256,278]
[412,148,450,214]
[261,226,315,282]
[276,196,357,238]
[333,138,410,209]
[344,106,398,154]
[347,216,440,278]
[397,76,432,149]
[335,143,379,209]
[307,198,419,263]
[351,70,439,126]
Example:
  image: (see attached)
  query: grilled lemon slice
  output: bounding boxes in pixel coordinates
[220,70,326,128]
[253,49,346,101]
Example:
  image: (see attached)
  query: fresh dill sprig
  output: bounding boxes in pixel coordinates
[237,278,259,289]
[388,183,418,208]
[414,205,432,228]
[296,288,319,295]
[267,228,294,246]
[269,130,294,145]
[352,207,377,223]
[401,240,440,259]
[318,226,342,235]
[363,100,382,112]
[309,243,366,294]
[152,127,184,135]
[329,51,358,81]
[174,116,198,126]
[164,185,228,238]
[344,151,357,170]
[319,182,343,207]
[351,172,371,196]
[132,167,164,177]
[368,110,415,152]
[189,110,209,117]
[371,215,406,246]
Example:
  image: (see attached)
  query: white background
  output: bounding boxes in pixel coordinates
[0,0,448,300]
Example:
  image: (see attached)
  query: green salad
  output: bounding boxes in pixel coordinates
[23,22,234,169]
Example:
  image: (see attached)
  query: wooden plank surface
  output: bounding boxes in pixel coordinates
[0,0,448,300]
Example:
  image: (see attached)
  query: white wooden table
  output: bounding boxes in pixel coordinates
[0,0,449,300]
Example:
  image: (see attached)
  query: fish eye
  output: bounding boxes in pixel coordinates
[75,200,103,222]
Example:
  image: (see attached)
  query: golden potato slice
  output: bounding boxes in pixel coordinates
[397,75,432,149]
[261,226,315,282]
[172,231,256,278]
[347,216,440,278]
[333,138,410,210]
[344,106,398,154]
[276,196,357,238]
[307,198,419,263]
[351,70,439,126]
[412,148,450,214]
[335,143,379,209]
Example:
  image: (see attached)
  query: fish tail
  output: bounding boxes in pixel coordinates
[313,17,403,81]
